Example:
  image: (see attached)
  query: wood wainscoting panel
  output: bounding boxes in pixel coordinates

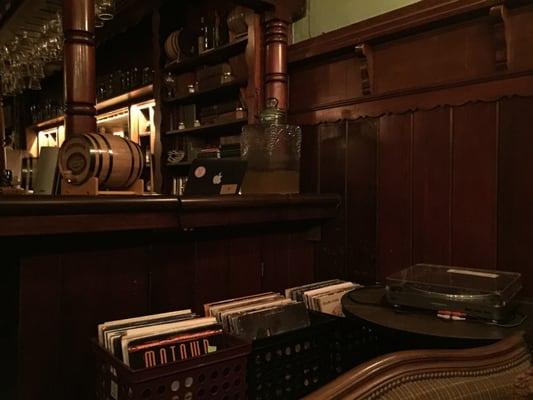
[507,4,533,71]
[193,237,231,312]
[228,235,263,297]
[289,55,360,114]
[262,231,291,293]
[300,124,320,193]
[451,102,498,268]
[376,113,413,280]
[18,254,63,400]
[498,96,533,292]
[286,231,316,288]
[412,107,452,266]
[374,19,494,94]
[317,122,348,280]
[346,120,378,283]
[149,236,196,313]
[60,240,150,399]
[1,252,18,400]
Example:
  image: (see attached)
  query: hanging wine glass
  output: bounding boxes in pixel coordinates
[96,0,114,21]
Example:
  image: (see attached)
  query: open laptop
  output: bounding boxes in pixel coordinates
[183,158,247,195]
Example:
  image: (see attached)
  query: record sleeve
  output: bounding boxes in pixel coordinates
[204,292,277,316]
[286,279,343,302]
[231,302,310,340]
[98,309,193,346]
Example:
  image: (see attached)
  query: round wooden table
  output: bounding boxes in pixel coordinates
[342,287,533,341]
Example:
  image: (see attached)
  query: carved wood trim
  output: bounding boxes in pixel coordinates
[304,334,530,400]
[245,10,264,122]
[354,44,374,96]
[489,5,510,71]
[63,0,96,138]
[288,70,533,124]
[0,96,6,182]
[265,18,289,110]
[289,0,502,64]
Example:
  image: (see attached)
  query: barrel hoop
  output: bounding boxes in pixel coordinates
[96,133,114,185]
[77,135,98,185]
[135,141,144,182]
[121,136,137,187]
[87,133,104,181]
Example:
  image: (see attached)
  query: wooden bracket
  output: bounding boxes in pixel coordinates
[489,5,509,71]
[354,43,374,96]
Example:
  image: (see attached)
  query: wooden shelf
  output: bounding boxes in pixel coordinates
[165,117,248,136]
[165,36,248,73]
[164,79,247,105]
[30,85,154,130]
[96,84,154,114]
[32,115,64,131]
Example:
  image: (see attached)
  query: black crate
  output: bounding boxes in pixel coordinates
[93,334,250,400]
[246,312,381,399]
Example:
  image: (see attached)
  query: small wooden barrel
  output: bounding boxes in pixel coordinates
[58,132,144,189]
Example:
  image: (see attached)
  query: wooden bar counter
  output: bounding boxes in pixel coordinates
[0,194,338,399]
[0,193,339,235]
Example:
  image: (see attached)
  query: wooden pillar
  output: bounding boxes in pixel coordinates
[0,96,6,181]
[265,18,289,111]
[63,0,96,138]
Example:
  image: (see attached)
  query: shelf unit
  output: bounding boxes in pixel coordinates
[164,78,247,105]
[157,2,263,193]
[164,36,249,73]
[165,117,248,136]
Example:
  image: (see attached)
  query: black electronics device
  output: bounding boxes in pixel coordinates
[184,158,247,195]
[385,264,522,322]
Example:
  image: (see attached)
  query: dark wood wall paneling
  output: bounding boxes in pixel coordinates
[12,227,315,399]
[0,248,18,400]
[300,121,377,284]
[290,0,533,289]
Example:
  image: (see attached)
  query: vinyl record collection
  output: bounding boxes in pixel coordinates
[96,279,361,370]
[286,280,361,317]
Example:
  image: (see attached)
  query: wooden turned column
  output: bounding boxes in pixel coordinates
[265,18,289,111]
[0,96,6,180]
[63,0,96,138]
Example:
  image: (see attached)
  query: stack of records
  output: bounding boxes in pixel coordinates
[285,280,361,317]
[97,310,223,369]
[197,147,221,159]
[205,292,310,341]
[220,135,241,158]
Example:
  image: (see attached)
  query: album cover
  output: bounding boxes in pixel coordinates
[286,280,343,302]
[313,286,359,316]
[102,311,196,353]
[230,302,310,340]
[303,282,355,309]
[127,328,224,369]
[218,299,293,331]
[205,292,279,317]
[121,317,218,366]
[210,294,285,323]
[98,309,193,346]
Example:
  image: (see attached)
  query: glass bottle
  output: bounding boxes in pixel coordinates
[198,17,206,54]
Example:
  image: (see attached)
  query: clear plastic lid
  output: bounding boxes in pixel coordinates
[386,264,521,300]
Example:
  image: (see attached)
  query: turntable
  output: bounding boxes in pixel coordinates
[385,264,522,322]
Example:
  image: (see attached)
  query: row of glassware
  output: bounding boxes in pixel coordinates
[96,67,154,101]
[0,14,63,97]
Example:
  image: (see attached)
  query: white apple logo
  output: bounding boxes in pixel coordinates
[213,173,223,185]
